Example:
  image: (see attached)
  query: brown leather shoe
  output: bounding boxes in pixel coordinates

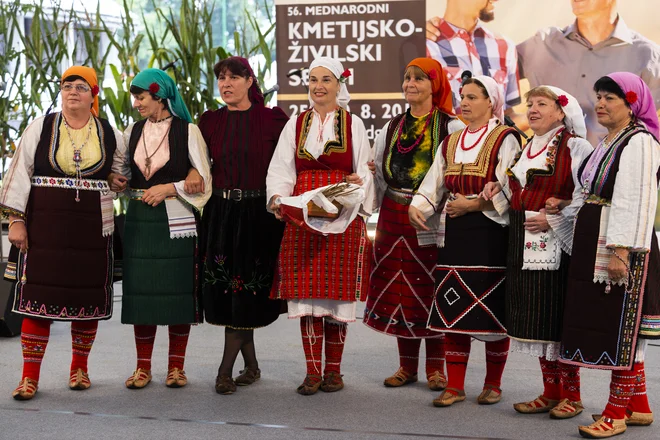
[579,417,626,438]
[433,388,466,407]
[426,370,447,391]
[550,398,584,419]
[235,368,261,386]
[125,368,152,389]
[513,395,560,414]
[12,378,38,401]
[477,386,502,405]
[592,411,654,426]
[166,368,187,388]
[383,367,418,388]
[215,374,237,395]
[296,374,322,395]
[320,372,344,393]
[69,368,91,390]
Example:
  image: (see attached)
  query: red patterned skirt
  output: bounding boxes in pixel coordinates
[271,170,372,302]
[364,194,439,338]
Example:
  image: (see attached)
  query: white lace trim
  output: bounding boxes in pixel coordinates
[510,339,560,361]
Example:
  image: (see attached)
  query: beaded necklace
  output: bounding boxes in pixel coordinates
[396,109,433,154]
[459,123,488,151]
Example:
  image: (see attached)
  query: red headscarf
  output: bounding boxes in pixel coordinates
[406,58,454,116]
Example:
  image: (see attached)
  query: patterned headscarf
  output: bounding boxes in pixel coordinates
[607,72,660,139]
[61,66,99,117]
[406,58,454,116]
[131,68,192,123]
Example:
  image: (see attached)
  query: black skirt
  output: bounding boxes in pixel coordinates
[429,212,508,336]
[505,209,570,343]
[200,193,284,329]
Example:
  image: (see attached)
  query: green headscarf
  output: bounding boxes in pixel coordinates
[131,68,193,123]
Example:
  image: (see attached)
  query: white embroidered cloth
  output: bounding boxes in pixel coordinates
[164,198,197,239]
[522,210,561,270]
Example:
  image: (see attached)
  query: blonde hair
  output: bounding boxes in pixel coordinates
[525,86,560,108]
[404,65,428,80]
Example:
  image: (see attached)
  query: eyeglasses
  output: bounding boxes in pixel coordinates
[61,84,91,93]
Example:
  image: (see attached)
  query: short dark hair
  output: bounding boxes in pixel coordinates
[129,85,169,110]
[461,78,489,98]
[213,57,252,80]
[62,75,86,84]
[593,76,629,106]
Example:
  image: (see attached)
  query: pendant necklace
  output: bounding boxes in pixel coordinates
[63,115,93,202]
[142,120,171,177]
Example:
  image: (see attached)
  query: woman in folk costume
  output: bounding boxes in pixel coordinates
[266,57,374,395]
[1,66,125,400]
[482,86,592,419]
[408,76,521,407]
[108,68,211,389]
[364,58,463,391]
[199,57,288,395]
[557,73,660,439]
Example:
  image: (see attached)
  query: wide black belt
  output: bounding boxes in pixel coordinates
[213,188,266,201]
[385,187,415,206]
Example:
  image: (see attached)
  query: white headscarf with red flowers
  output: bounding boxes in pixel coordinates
[309,57,351,110]
[544,86,587,138]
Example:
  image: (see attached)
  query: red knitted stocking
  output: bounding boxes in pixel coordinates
[444,333,471,393]
[603,369,637,420]
[424,336,446,378]
[134,325,157,371]
[539,357,561,400]
[627,362,652,414]
[300,317,324,378]
[70,320,98,373]
[560,363,581,402]
[324,319,347,375]
[20,317,52,381]
[484,338,509,389]
[168,324,191,370]
[397,337,421,375]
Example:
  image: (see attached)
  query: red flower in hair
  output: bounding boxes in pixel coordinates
[626,91,638,105]
[428,69,438,81]
[91,85,99,96]
[339,69,351,84]
[557,95,569,107]
[149,82,160,94]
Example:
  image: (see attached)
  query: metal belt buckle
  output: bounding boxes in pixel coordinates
[233,188,243,201]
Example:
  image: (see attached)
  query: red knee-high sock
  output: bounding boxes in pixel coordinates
[603,369,637,420]
[539,357,561,400]
[168,324,191,370]
[324,319,347,375]
[134,325,157,371]
[560,363,581,402]
[20,317,52,382]
[627,362,652,414]
[484,338,509,389]
[70,321,98,373]
[425,336,446,378]
[397,338,421,375]
[300,317,324,377]
[445,333,471,393]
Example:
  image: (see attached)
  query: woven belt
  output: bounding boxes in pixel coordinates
[385,187,415,206]
[213,188,266,201]
[31,176,110,193]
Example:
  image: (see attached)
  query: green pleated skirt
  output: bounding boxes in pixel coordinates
[121,199,199,325]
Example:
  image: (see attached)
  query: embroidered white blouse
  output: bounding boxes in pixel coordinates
[266,108,375,218]
[603,132,660,251]
[506,125,593,254]
[0,116,125,217]
[121,121,212,212]
[410,118,521,226]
